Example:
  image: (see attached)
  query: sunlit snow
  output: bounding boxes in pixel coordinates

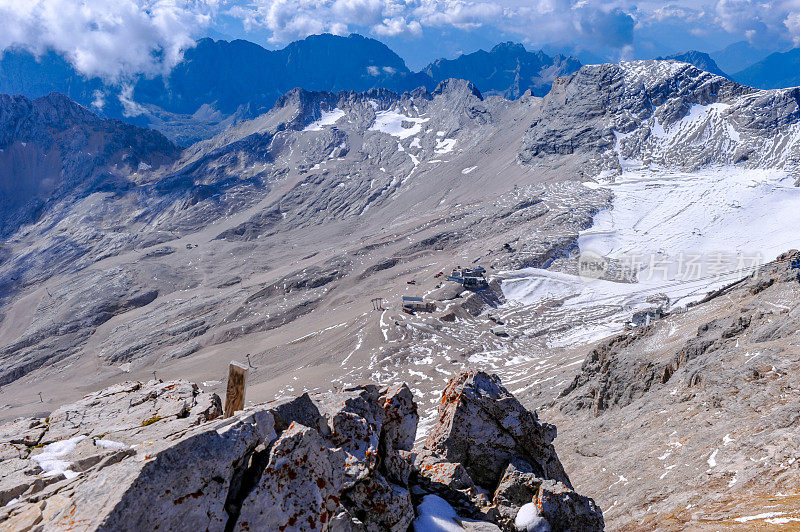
[303,109,345,131]
[370,110,430,139]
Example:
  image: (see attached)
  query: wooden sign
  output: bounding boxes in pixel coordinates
[224,361,248,418]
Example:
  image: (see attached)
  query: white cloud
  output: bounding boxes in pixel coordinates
[415,0,504,30]
[235,0,406,42]
[713,0,800,47]
[5,0,800,81]
[372,17,423,36]
[0,0,214,81]
[233,0,637,49]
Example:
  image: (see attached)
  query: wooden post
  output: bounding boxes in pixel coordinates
[224,361,248,418]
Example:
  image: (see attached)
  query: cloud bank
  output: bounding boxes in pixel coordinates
[0,0,215,81]
[3,0,800,81]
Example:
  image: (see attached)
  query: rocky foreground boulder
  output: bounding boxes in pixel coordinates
[0,372,602,531]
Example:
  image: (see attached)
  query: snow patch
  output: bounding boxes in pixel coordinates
[413,495,465,532]
[370,110,430,139]
[435,138,457,154]
[707,449,718,468]
[94,438,128,450]
[514,502,550,531]
[304,109,345,131]
[734,512,785,523]
[33,435,86,479]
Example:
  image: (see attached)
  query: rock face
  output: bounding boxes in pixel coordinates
[416,371,603,531]
[549,251,800,529]
[0,92,179,238]
[518,60,800,175]
[0,372,602,531]
[419,372,569,488]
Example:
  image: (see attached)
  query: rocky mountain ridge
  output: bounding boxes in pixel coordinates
[0,371,602,531]
[0,34,580,144]
[0,92,178,241]
[422,42,581,99]
[1,58,800,530]
[547,251,800,529]
[520,60,800,176]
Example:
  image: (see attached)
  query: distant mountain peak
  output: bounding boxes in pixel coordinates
[657,50,728,78]
[432,78,483,100]
[1,34,578,142]
[732,47,800,89]
[423,41,580,99]
[490,41,528,54]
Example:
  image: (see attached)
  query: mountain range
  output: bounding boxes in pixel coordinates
[2,32,800,528]
[0,35,582,144]
[5,32,800,147]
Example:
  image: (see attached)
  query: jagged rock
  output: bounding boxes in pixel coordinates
[537,480,604,532]
[43,379,222,443]
[379,383,417,452]
[419,371,570,488]
[235,423,344,531]
[0,380,422,531]
[493,460,543,527]
[329,508,366,531]
[415,371,603,531]
[0,372,600,532]
[1,405,274,530]
[341,472,413,532]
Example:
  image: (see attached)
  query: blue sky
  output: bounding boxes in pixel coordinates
[1,0,799,77]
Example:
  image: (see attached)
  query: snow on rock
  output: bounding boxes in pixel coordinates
[580,168,800,265]
[707,449,718,468]
[303,108,345,131]
[1,374,601,531]
[413,495,465,532]
[370,110,430,139]
[32,435,86,479]
[415,371,603,531]
[502,165,800,346]
[514,503,549,532]
[734,512,786,523]
[435,138,457,154]
[94,438,127,450]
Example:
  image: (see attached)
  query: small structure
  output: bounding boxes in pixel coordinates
[402,296,436,314]
[371,297,384,311]
[447,266,488,290]
[224,361,248,418]
[490,326,509,337]
[626,307,666,328]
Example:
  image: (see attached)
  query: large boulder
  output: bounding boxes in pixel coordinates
[418,371,570,488]
[415,371,604,532]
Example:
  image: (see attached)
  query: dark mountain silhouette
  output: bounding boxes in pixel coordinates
[423,42,581,98]
[658,50,728,78]
[732,48,800,89]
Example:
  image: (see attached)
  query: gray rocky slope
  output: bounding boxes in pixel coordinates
[0,371,602,531]
[549,251,800,529]
[0,92,179,239]
[1,60,800,528]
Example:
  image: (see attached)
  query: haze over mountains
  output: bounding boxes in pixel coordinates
[0,35,582,144]
[5,31,800,147]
